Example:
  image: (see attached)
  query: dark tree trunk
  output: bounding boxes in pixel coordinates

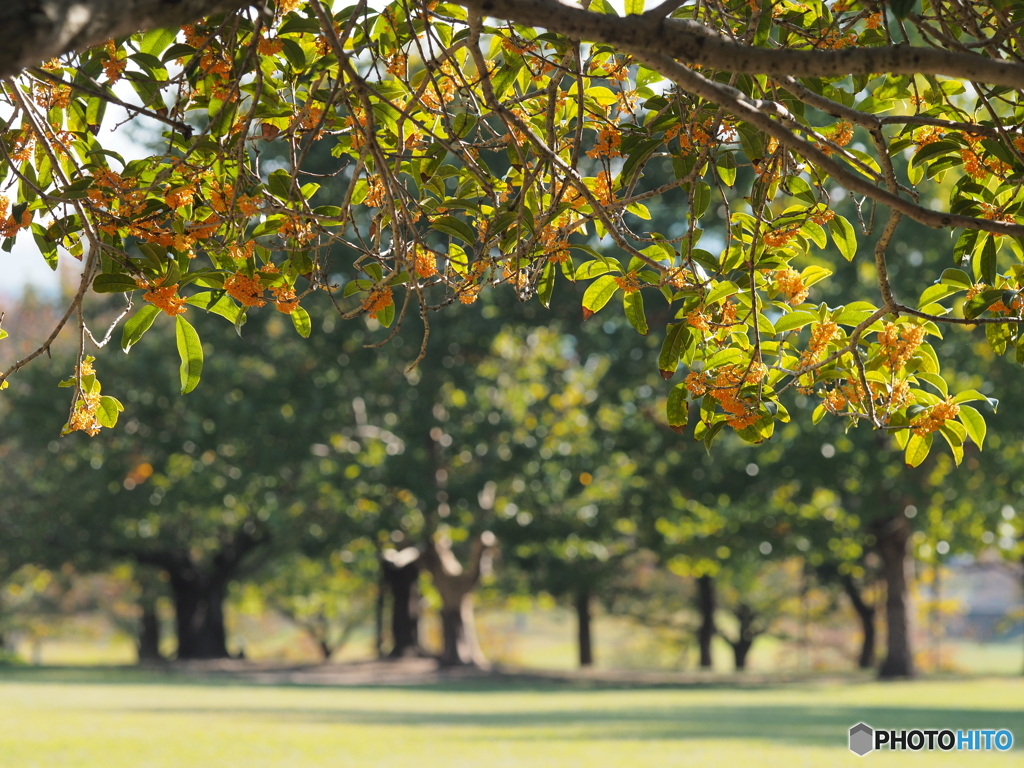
[575,587,593,667]
[375,573,385,659]
[877,516,914,678]
[131,531,262,662]
[424,534,494,668]
[731,638,753,670]
[841,574,876,669]
[381,552,421,658]
[137,599,162,662]
[169,574,229,660]
[696,574,716,669]
[725,603,759,672]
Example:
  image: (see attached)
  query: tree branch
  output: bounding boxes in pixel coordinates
[616,48,1024,238]
[459,0,1024,88]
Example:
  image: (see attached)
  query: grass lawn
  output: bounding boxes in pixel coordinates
[0,668,1020,767]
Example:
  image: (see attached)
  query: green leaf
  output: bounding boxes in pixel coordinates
[828,215,857,261]
[904,432,933,467]
[958,404,986,448]
[432,216,476,244]
[290,306,312,338]
[620,138,662,184]
[121,305,161,352]
[716,153,737,186]
[376,301,395,328]
[175,315,203,395]
[93,273,140,293]
[582,275,619,318]
[917,283,959,308]
[268,169,292,200]
[140,27,178,56]
[658,323,691,379]
[623,291,648,335]
[691,181,711,219]
[625,0,644,14]
[939,268,972,290]
[952,389,998,409]
[538,260,556,309]
[186,291,243,324]
[964,289,1003,320]
[705,280,738,306]
[774,311,817,333]
[915,372,948,397]
[96,396,124,429]
[575,259,620,280]
[889,0,917,19]
[973,235,997,285]
[666,383,688,433]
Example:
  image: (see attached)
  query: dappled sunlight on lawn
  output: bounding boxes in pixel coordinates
[0,672,1020,767]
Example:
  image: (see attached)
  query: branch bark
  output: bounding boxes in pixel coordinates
[461,0,1024,88]
[0,0,254,79]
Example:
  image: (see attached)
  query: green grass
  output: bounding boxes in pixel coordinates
[0,669,1021,767]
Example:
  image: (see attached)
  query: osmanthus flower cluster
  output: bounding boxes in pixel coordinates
[0,0,1022,461]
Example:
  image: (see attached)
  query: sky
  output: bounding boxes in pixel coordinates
[1,100,150,300]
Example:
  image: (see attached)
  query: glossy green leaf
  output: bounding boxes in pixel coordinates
[828,215,857,261]
[958,404,986,448]
[96,396,124,429]
[623,291,648,335]
[121,305,161,353]
[582,275,619,318]
[290,306,312,338]
[666,382,688,433]
[658,323,691,379]
[175,315,203,395]
[904,431,933,468]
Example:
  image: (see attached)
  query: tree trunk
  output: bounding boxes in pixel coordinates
[575,587,593,667]
[137,598,162,662]
[423,533,494,668]
[731,638,753,670]
[169,574,229,660]
[375,573,385,659]
[877,516,914,678]
[725,603,759,672]
[841,574,876,669]
[696,574,716,669]
[381,547,422,658]
[0,0,252,79]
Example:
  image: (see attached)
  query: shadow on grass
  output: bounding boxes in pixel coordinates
[101,703,1023,748]
[2,666,1021,750]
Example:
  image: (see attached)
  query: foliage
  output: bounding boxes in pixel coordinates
[4,1,1024,467]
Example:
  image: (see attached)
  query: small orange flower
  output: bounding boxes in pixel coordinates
[413,245,438,278]
[225,272,266,307]
[272,284,299,314]
[911,397,961,436]
[775,268,808,305]
[137,277,187,316]
[686,309,710,332]
[257,38,284,55]
[363,286,393,317]
[614,271,641,294]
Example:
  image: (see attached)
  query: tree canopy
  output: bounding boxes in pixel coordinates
[1,0,1023,465]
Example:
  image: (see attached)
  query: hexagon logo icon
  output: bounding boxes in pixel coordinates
[849,723,874,756]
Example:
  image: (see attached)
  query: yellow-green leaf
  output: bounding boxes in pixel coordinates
[175,315,203,395]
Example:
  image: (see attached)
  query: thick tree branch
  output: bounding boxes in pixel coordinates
[618,48,1024,238]
[461,0,1024,88]
[0,0,255,79]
